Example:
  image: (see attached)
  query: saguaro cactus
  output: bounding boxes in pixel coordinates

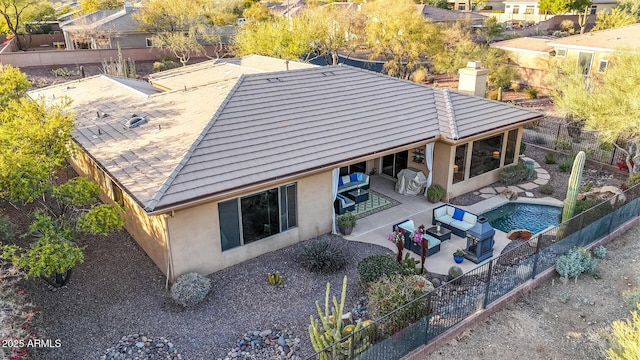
[562,151,586,222]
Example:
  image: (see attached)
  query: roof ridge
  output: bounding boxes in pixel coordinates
[442,89,459,140]
[143,74,248,212]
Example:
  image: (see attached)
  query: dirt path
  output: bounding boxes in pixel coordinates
[427,225,640,360]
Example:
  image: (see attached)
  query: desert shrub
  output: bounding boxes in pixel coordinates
[558,155,576,173]
[598,140,614,151]
[552,30,571,38]
[592,246,607,259]
[487,89,499,100]
[367,274,433,333]
[605,307,640,360]
[171,272,211,307]
[50,67,74,77]
[627,172,640,187]
[499,163,531,185]
[573,198,605,217]
[426,184,446,203]
[524,87,538,99]
[448,266,463,280]
[400,252,419,275]
[153,60,180,73]
[555,247,598,282]
[0,215,16,242]
[410,67,428,83]
[357,255,404,286]
[623,290,640,309]
[559,20,575,32]
[530,134,547,145]
[544,152,557,164]
[554,136,573,151]
[301,239,347,274]
[539,183,554,195]
[482,5,492,9]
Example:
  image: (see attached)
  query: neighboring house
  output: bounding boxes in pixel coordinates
[60,2,235,50]
[29,55,542,280]
[416,4,486,25]
[491,36,555,88]
[493,24,640,86]
[547,23,640,76]
[503,0,615,15]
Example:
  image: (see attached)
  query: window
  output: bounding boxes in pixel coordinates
[110,179,124,207]
[339,161,366,177]
[512,5,519,14]
[453,144,467,184]
[597,60,608,73]
[458,4,466,10]
[504,129,518,166]
[590,5,597,14]
[524,5,535,14]
[469,134,504,178]
[218,184,297,251]
[145,38,153,47]
[578,51,594,75]
[555,48,567,58]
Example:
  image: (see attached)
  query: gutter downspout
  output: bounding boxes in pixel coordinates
[164,213,175,290]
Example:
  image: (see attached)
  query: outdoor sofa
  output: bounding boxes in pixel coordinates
[334,194,356,215]
[337,173,370,194]
[432,204,478,237]
[392,220,441,256]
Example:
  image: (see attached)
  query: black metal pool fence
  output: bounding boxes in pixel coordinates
[305,183,640,360]
[522,118,627,167]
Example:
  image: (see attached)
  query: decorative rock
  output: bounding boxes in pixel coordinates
[501,188,518,200]
[135,342,144,348]
[224,329,302,360]
[431,278,442,287]
[102,334,182,360]
[277,336,286,347]
[259,330,272,337]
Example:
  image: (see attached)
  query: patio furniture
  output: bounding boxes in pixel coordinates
[345,188,369,204]
[337,173,369,194]
[395,168,427,196]
[334,194,355,214]
[426,226,451,241]
[432,204,478,237]
[392,220,441,256]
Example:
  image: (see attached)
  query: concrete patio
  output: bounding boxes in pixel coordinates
[343,175,562,275]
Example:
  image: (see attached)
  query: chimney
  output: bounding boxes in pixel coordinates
[458,61,488,97]
[124,0,134,13]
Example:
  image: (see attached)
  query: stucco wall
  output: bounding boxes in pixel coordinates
[68,146,170,276]
[560,48,612,76]
[166,170,334,277]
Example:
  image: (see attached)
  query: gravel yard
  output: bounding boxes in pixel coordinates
[9,223,391,359]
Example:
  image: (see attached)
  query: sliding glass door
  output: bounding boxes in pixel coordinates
[381,150,408,178]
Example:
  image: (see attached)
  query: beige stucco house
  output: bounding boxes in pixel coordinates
[29,55,542,281]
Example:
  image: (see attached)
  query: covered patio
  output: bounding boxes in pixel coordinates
[342,175,519,275]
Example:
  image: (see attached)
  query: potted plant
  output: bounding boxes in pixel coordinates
[453,249,465,264]
[426,184,446,203]
[337,211,356,235]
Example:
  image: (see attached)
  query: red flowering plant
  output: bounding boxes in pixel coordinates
[1,260,41,360]
[411,225,428,274]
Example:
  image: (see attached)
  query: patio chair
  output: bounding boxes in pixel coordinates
[334,195,355,215]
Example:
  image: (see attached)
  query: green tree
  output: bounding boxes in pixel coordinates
[242,2,272,22]
[79,0,123,14]
[0,64,30,107]
[416,0,450,9]
[359,0,440,79]
[0,0,39,49]
[479,16,504,44]
[21,0,54,23]
[593,8,637,30]
[617,0,640,15]
[550,50,640,176]
[0,68,125,287]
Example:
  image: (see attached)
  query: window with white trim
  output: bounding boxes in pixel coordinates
[597,59,608,73]
[145,38,153,47]
[556,48,567,57]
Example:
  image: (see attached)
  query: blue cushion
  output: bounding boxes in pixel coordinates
[452,208,465,221]
[350,173,358,182]
[356,172,363,181]
[337,194,344,201]
[338,177,343,186]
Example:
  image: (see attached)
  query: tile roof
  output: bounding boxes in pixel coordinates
[547,23,640,51]
[30,58,542,213]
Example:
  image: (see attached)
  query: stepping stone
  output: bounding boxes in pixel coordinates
[494,186,506,193]
[533,178,548,185]
[525,191,535,197]
[520,156,531,161]
[507,185,523,193]
[480,194,495,199]
[537,169,549,175]
[519,182,538,190]
[537,173,550,179]
[479,187,497,194]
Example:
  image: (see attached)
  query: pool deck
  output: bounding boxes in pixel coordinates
[343,156,563,276]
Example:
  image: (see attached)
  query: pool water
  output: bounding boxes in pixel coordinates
[482,203,562,234]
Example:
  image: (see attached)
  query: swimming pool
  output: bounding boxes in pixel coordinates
[481,202,562,234]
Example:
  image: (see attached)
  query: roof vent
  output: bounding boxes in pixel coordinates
[96,111,109,119]
[322,71,335,76]
[124,114,147,129]
[267,78,283,83]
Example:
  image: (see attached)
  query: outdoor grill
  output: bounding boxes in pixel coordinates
[464,216,495,264]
